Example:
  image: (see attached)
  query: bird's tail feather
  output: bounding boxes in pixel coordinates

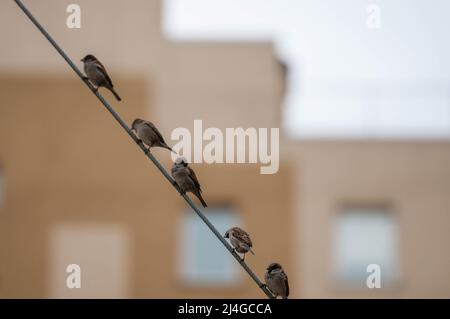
[196,192,208,208]
[163,144,177,154]
[109,87,122,101]
[249,248,255,255]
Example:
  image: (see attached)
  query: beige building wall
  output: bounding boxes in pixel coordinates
[288,142,450,298]
[0,75,292,298]
[0,0,163,74]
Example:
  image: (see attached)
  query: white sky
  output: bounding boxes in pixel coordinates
[163,0,450,139]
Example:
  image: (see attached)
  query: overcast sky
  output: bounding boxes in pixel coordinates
[163,0,450,139]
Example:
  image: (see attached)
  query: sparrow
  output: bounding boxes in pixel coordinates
[224,227,255,261]
[131,118,175,153]
[264,263,289,299]
[81,54,121,101]
[171,157,207,208]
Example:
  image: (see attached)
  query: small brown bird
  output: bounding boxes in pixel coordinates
[224,227,254,261]
[265,263,289,299]
[171,157,207,207]
[131,118,175,153]
[81,54,121,101]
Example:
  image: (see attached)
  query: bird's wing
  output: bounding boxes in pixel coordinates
[234,228,252,247]
[95,60,114,87]
[187,167,202,191]
[144,121,166,144]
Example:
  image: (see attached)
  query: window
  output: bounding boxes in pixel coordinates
[164,0,450,139]
[333,206,399,288]
[177,206,241,287]
[49,224,130,298]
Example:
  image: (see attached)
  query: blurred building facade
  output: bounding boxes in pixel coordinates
[0,0,449,298]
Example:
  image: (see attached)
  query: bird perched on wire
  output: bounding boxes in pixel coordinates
[131,118,175,153]
[171,157,207,207]
[264,263,289,299]
[81,54,121,101]
[224,227,254,261]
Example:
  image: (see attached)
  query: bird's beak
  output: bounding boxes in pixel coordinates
[80,59,84,62]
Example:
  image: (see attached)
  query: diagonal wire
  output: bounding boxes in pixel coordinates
[14,0,274,298]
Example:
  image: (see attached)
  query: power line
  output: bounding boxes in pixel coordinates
[14,0,274,298]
